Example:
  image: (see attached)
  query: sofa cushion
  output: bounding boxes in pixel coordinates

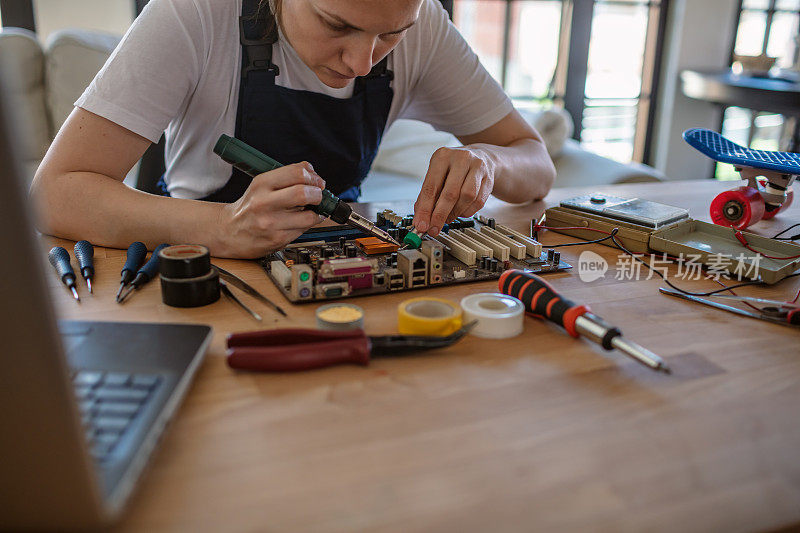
[360,169,422,202]
[372,120,460,179]
[517,106,574,158]
[372,107,574,180]
[552,139,663,187]
[45,29,121,135]
[0,29,50,164]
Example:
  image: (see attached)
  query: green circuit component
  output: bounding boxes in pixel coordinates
[403,230,423,249]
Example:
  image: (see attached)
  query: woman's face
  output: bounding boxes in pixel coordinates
[280,0,423,88]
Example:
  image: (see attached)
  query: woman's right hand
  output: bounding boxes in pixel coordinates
[216,162,326,258]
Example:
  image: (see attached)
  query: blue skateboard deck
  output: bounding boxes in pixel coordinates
[683,128,800,175]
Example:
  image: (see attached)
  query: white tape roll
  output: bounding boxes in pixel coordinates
[460,293,524,339]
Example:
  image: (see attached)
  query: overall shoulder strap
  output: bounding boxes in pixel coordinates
[240,0,279,78]
[363,56,394,81]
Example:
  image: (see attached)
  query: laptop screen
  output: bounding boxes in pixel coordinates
[0,71,108,529]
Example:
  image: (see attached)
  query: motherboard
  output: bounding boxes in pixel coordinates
[260,210,571,303]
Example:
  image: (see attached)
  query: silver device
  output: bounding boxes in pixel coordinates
[560,193,690,229]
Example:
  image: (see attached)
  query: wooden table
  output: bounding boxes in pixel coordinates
[48,180,800,532]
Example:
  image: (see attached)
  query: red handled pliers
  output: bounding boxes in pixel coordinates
[226,323,476,372]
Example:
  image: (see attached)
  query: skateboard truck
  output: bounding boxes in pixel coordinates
[684,128,798,230]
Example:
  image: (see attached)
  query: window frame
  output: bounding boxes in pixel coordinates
[455,0,670,165]
[716,0,800,178]
[0,0,36,31]
[732,0,800,62]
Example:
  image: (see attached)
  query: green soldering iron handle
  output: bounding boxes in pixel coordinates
[314,189,351,224]
[214,134,283,177]
[212,134,351,223]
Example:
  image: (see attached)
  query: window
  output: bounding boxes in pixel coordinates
[454,0,564,102]
[717,0,800,179]
[0,1,36,31]
[582,0,666,163]
[453,0,670,164]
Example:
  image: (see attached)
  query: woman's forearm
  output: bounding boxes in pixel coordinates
[30,108,326,259]
[30,170,227,253]
[472,138,555,204]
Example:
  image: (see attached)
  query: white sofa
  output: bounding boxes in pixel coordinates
[361,113,663,202]
[0,28,123,182]
[0,27,662,196]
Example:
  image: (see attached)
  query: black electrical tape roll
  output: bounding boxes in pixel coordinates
[161,268,221,308]
[159,244,212,279]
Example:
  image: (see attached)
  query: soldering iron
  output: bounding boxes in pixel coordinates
[213,135,401,247]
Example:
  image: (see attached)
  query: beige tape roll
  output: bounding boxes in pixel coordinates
[397,297,462,336]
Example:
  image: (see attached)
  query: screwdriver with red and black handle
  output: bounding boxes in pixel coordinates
[499,270,671,374]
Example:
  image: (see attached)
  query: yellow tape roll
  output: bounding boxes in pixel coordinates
[397,297,462,336]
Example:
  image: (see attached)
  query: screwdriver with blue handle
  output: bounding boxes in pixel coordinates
[73,240,95,293]
[117,243,169,304]
[213,135,401,246]
[115,241,147,301]
[49,246,80,302]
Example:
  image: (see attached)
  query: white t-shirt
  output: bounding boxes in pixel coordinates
[76,0,512,199]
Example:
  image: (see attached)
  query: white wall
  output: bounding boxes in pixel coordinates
[651,0,740,180]
[33,0,134,44]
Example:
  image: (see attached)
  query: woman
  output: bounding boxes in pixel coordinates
[31,0,555,258]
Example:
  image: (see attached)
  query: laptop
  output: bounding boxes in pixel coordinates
[0,87,212,528]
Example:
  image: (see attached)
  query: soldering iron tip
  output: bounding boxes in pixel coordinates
[659,364,672,374]
[71,287,81,303]
[87,279,93,294]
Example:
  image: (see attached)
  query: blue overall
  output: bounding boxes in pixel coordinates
[194,0,394,203]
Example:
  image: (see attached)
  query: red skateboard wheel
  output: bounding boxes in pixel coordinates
[710,186,765,229]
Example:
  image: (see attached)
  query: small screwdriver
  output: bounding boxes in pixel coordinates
[213,135,401,246]
[116,241,148,301]
[73,240,95,293]
[48,246,80,302]
[117,243,169,304]
[500,270,671,374]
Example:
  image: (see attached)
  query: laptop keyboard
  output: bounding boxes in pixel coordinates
[72,370,162,462]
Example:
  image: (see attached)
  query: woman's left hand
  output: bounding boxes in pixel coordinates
[412,145,495,236]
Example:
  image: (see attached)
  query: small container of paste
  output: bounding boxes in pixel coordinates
[315,303,365,331]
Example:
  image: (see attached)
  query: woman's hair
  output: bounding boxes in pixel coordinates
[256,0,282,37]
